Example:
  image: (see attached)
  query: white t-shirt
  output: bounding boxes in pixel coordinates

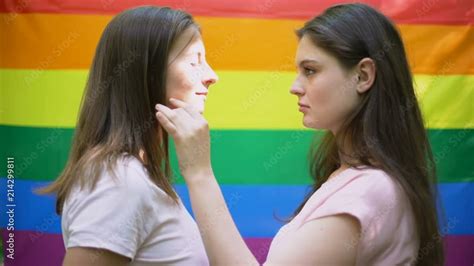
[61,155,209,265]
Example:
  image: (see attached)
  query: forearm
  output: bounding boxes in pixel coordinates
[187,171,258,266]
[155,101,258,265]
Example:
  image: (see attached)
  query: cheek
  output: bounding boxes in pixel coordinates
[305,75,358,128]
[186,67,204,86]
[304,86,332,128]
[306,77,334,115]
[166,65,196,100]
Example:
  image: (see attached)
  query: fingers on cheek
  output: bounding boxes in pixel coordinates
[156,113,174,133]
[156,111,167,120]
[156,113,165,127]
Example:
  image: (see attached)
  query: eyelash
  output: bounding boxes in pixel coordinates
[191,59,202,67]
[191,54,203,67]
[303,67,316,76]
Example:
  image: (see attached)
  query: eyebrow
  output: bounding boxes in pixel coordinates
[297,59,321,66]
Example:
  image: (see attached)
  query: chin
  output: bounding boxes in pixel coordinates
[185,99,205,114]
[196,105,205,114]
[302,117,322,129]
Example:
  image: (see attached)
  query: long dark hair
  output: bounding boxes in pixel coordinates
[39,6,198,214]
[293,3,443,265]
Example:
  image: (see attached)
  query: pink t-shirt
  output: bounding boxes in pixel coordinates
[266,167,419,265]
[62,155,209,265]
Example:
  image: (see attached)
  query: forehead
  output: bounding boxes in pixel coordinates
[181,37,204,55]
[169,27,203,61]
[295,35,330,65]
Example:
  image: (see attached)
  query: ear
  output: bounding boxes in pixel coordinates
[355,58,376,94]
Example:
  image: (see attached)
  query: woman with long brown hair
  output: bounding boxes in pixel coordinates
[156,3,443,265]
[40,6,217,265]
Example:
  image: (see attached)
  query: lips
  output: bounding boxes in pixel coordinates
[195,92,208,96]
[298,102,310,108]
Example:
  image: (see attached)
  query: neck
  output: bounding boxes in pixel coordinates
[139,127,164,165]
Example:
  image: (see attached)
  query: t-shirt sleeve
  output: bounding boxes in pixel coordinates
[64,163,153,259]
[304,171,400,234]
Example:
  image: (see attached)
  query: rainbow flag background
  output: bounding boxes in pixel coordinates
[0,0,473,265]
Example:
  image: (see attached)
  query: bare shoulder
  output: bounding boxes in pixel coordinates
[265,214,360,265]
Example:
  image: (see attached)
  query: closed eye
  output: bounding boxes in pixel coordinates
[190,52,203,67]
[190,52,202,67]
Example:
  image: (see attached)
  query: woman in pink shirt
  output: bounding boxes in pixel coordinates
[156,3,443,266]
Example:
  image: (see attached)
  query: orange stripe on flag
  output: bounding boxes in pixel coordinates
[0,14,472,74]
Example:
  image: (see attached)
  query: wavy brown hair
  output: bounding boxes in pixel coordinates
[39,6,198,214]
[293,4,444,265]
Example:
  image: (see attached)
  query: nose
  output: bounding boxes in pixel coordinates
[290,79,304,95]
[202,63,218,87]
